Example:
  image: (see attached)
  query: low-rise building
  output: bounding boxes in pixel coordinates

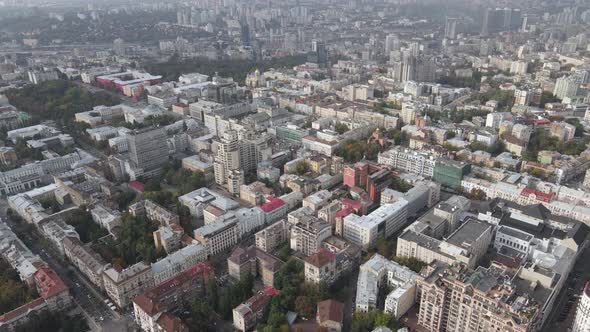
[355,254,418,319]
[343,200,408,249]
[227,246,283,287]
[129,199,179,226]
[133,262,213,332]
[63,237,108,289]
[233,287,280,332]
[193,218,239,256]
[316,299,344,332]
[151,243,207,285]
[103,262,154,308]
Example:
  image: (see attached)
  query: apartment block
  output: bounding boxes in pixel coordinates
[233,287,280,331]
[63,237,108,289]
[343,200,408,249]
[227,246,283,287]
[103,262,154,308]
[255,219,288,253]
[133,262,213,332]
[355,254,417,319]
[416,261,541,332]
[290,216,332,256]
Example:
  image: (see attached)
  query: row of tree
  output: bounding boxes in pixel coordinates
[0,259,38,314]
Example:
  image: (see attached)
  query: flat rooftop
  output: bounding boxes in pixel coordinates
[445,218,491,249]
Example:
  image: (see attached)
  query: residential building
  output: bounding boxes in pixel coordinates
[227,246,283,287]
[90,204,121,233]
[153,224,185,254]
[343,200,408,249]
[129,199,179,226]
[232,287,280,332]
[378,147,436,177]
[290,216,332,256]
[103,262,154,308]
[133,262,213,332]
[151,243,207,284]
[355,254,418,319]
[303,190,332,212]
[550,122,576,142]
[304,249,337,285]
[416,261,542,332]
[255,219,288,253]
[260,197,288,224]
[240,181,273,206]
[193,217,239,256]
[572,282,590,332]
[63,237,108,289]
[554,76,579,100]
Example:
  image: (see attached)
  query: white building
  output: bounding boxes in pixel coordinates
[355,254,417,319]
[150,243,207,284]
[343,200,408,249]
[378,147,436,177]
[572,283,590,332]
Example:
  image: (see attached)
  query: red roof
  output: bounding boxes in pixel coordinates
[156,312,189,332]
[335,207,354,219]
[316,299,343,324]
[134,262,213,316]
[34,266,68,299]
[128,181,145,192]
[341,198,362,210]
[520,187,555,203]
[0,298,45,323]
[305,249,336,268]
[534,118,551,125]
[262,286,280,296]
[260,197,285,213]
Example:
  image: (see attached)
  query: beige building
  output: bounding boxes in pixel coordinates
[194,218,239,256]
[290,216,332,256]
[102,262,154,308]
[63,237,108,289]
[240,181,273,206]
[417,261,540,332]
[129,199,179,226]
[397,217,492,269]
[255,219,288,253]
[304,249,336,285]
[227,246,283,287]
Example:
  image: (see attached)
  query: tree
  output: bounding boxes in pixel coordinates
[295,160,309,175]
[144,179,161,191]
[391,256,427,273]
[295,296,315,318]
[469,188,487,201]
[189,300,212,331]
[335,123,349,135]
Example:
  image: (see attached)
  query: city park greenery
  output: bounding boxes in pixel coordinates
[91,212,165,270]
[4,80,120,126]
[522,128,589,161]
[0,259,39,314]
[144,54,308,83]
[65,208,108,243]
[14,311,89,332]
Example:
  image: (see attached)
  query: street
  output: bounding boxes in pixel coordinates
[0,198,132,332]
[542,244,590,332]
